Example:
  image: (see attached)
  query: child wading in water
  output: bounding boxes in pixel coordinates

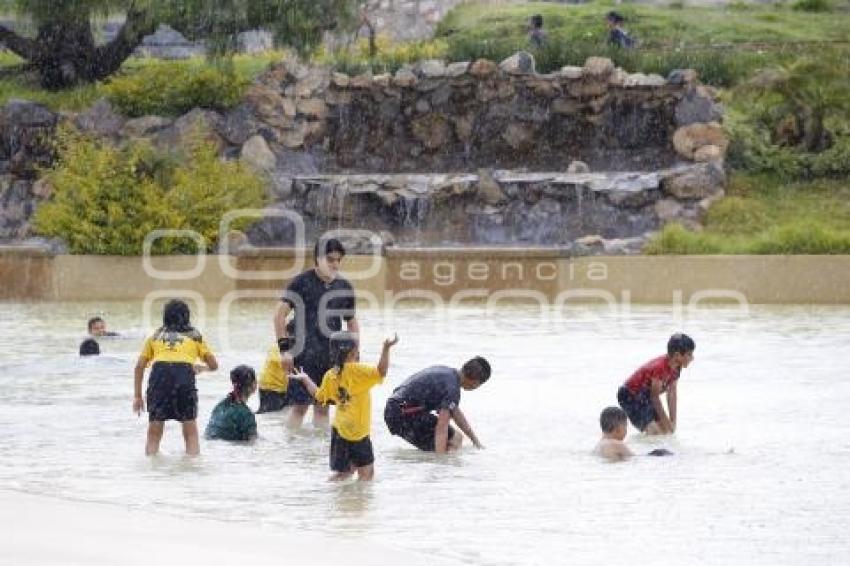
[133,300,218,456]
[205,365,258,442]
[291,332,399,481]
[617,333,695,435]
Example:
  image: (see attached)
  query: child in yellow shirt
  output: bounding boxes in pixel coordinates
[133,299,218,456]
[257,346,289,413]
[291,331,398,481]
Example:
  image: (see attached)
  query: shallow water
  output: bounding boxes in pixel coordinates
[1,301,849,565]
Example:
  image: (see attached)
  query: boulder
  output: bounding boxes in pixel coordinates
[624,73,666,87]
[74,99,125,137]
[0,99,56,128]
[332,73,350,88]
[411,114,452,150]
[296,98,328,119]
[667,68,699,86]
[393,69,417,88]
[218,104,262,145]
[469,59,498,78]
[567,160,590,174]
[502,123,535,150]
[582,57,615,80]
[446,61,470,77]
[157,108,224,151]
[558,66,583,79]
[655,198,684,222]
[675,85,724,127]
[499,51,536,75]
[477,169,507,205]
[694,144,723,163]
[672,122,728,160]
[662,162,726,200]
[120,115,173,139]
[240,135,277,173]
[419,59,447,79]
[236,29,274,54]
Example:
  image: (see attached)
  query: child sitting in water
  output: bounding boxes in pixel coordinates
[256,345,289,414]
[291,332,399,481]
[205,365,258,442]
[617,333,695,435]
[133,299,218,456]
[595,406,634,461]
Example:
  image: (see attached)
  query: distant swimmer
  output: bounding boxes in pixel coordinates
[616,333,695,436]
[384,357,490,454]
[594,406,634,461]
[205,366,258,442]
[79,338,100,357]
[133,299,218,456]
[88,316,119,338]
[594,407,676,461]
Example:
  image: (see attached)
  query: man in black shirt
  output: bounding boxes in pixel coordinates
[384,357,491,453]
[274,238,359,427]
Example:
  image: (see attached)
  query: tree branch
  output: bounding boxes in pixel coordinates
[92,6,157,80]
[0,23,39,61]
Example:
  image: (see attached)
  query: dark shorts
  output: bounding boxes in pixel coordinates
[384,399,456,452]
[146,362,197,422]
[617,385,657,432]
[257,389,288,414]
[329,427,374,472]
[285,359,329,406]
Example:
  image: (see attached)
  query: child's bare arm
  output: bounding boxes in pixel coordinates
[133,357,147,415]
[667,381,678,431]
[434,409,452,454]
[291,368,319,398]
[376,334,399,377]
[650,379,673,433]
[451,407,483,449]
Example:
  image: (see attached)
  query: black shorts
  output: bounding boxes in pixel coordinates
[257,389,288,413]
[146,362,197,422]
[329,427,374,472]
[617,385,657,432]
[384,399,456,452]
[285,359,329,406]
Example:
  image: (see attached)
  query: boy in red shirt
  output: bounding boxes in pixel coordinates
[617,333,695,435]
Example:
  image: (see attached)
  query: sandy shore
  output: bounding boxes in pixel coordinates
[1,489,458,566]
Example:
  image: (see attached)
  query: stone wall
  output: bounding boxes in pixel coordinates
[241,54,725,173]
[0,53,728,253]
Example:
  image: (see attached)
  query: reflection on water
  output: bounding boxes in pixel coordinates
[1,301,849,565]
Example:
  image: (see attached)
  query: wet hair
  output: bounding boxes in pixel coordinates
[161,299,194,333]
[462,356,491,384]
[87,316,104,332]
[606,11,625,24]
[330,331,358,376]
[600,406,627,433]
[313,237,346,265]
[79,338,100,356]
[668,333,696,355]
[229,365,257,403]
[531,14,544,29]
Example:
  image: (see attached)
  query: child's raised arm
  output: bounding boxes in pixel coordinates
[377,334,399,377]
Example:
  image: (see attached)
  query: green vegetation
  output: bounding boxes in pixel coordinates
[0,0,357,88]
[0,51,284,112]
[433,1,850,85]
[33,129,266,255]
[645,175,850,254]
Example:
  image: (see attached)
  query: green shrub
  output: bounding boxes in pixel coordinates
[705,197,770,234]
[644,224,724,254]
[749,223,850,254]
[792,0,832,12]
[33,129,266,255]
[103,61,249,117]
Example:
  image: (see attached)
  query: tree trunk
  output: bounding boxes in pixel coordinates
[0,8,156,90]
